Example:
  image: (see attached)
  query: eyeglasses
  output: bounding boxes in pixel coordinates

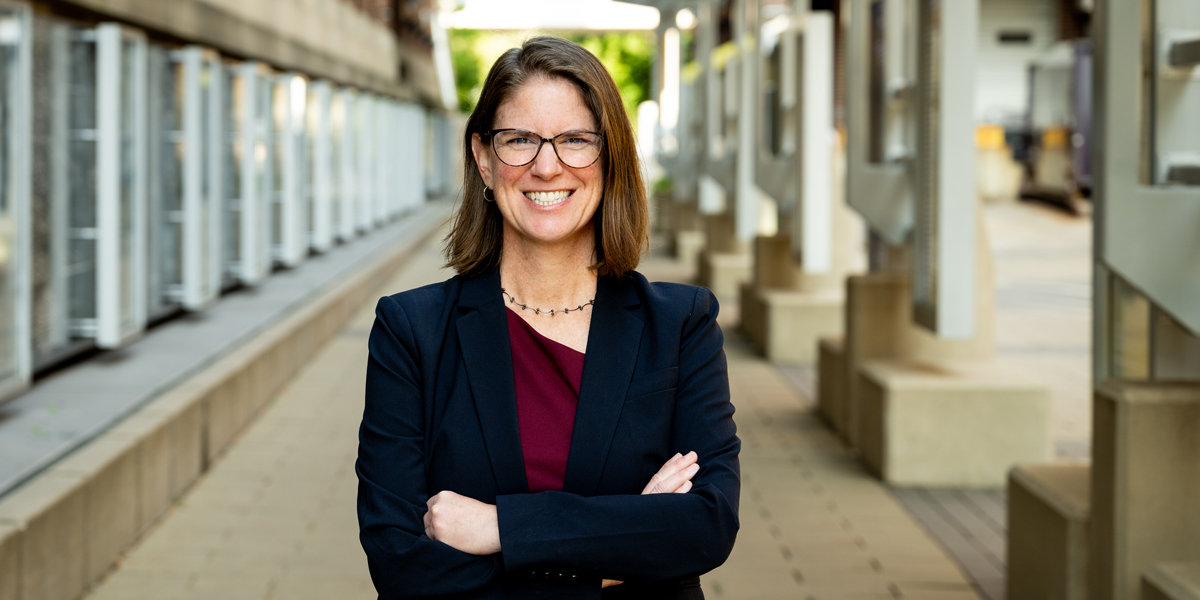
[485,128,603,169]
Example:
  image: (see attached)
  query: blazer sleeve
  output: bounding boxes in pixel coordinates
[357,295,504,598]
[495,286,740,582]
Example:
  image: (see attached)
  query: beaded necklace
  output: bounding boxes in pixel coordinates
[501,288,595,316]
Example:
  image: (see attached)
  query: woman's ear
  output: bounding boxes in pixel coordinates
[470,133,493,188]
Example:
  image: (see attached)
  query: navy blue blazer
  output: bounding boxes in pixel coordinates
[357,268,740,599]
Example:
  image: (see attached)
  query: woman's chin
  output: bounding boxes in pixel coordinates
[512,222,593,249]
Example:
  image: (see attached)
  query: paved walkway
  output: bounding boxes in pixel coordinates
[85,235,981,600]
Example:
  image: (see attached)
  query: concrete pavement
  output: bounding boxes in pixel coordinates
[84,232,982,600]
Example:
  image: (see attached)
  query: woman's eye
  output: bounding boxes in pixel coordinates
[560,137,593,148]
[506,136,537,146]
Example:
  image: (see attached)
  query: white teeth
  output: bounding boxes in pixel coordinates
[526,190,571,206]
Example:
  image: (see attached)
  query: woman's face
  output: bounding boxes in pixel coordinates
[471,76,604,250]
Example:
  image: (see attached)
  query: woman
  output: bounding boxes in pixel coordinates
[357,36,740,599]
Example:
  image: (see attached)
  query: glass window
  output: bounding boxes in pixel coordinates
[67,30,96,329]
[223,63,241,285]
[336,90,357,241]
[0,4,30,393]
[30,15,72,367]
[146,44,181,318]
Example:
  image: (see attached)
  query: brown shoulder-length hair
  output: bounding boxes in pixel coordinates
[444,36,649,278]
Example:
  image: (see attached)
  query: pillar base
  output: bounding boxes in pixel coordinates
[1008,463,1091,600]
[697,250,751,301]
[1144,563,1200,600]
[817,336,845,432]
[672,230,706,267]
[739,283,842,364]
[856,358,1053,487]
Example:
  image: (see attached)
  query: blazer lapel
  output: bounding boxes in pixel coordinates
[562,275,643,496]
[456,269,530,495]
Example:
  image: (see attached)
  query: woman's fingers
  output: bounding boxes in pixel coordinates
[641,451,699,494]
[641,452,689,494]
[652,463,699,494]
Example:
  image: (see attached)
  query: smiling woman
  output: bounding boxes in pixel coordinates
[357,36,741,600]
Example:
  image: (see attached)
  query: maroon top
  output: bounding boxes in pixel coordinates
[506,308,585,493]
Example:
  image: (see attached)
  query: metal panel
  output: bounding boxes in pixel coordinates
[849,0,912,246]
[1094,0,1200,337]
[375,99,391,223]
[753,9,836,274]
[734,0,760,242]
[308,80,333,252]
[0,0,32,400]
[93,24,147,349]
[846,0,914,245]
[909,0,978,338]
[795,12,836,273]
[356,95,375,232]
[334,89,357,241]
[412,105,429,208]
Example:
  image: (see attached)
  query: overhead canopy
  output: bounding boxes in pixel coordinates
[443,0,661,31]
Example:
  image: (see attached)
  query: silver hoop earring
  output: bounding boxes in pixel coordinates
[483,187,495,202]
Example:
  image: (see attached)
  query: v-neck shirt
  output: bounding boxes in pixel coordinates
[505,307,585,493]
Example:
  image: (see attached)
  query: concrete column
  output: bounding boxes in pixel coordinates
[1090,381,1200,600]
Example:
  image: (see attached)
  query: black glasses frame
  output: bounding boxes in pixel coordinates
[484,128,604,169]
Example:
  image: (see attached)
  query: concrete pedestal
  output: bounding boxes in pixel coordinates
[1090,382,1200,600]
[672,230,706,267]
[696,213,750,301]
[698,250,751,301]
[817,337,846,429]
[1144,563,1200,600]
[740,283,842,363]
[1007,463,1091,600]
[855,358,1052,486]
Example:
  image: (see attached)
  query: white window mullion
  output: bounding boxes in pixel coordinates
[94,24,147,348]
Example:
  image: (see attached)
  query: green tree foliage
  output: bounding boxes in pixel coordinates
[448,29,653,126]
[449,28,485,113]
[562,32,652,123]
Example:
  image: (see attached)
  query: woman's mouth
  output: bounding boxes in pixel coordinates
[526,190,571,207]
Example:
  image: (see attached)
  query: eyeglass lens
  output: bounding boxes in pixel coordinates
[492,130,602,169]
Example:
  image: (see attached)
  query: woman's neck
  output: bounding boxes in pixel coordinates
[499,227,598,311]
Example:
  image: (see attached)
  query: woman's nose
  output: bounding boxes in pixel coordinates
[529,140,563,178]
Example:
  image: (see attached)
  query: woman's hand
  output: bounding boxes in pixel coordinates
[641,451,700,495]
[424,491,501,555]
[601,453,701,589]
